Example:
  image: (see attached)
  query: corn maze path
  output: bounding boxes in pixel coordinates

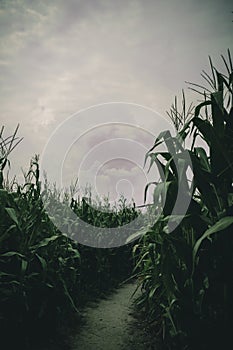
[71,282,149,350]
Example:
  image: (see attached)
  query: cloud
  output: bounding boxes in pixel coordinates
[0,0,232,203]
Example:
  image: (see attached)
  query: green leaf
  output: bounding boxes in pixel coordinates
[30,235,60,250]
[21,259,28,275]
[5,207,19,226]
[195,147,210,171]
[194,101,211,117]
[153,181,171,207]
[0,251,25,259]
[0,224,17,244]
[149,283,160,299]
[60,276,80,314]
[193,216,233,264]
[67,246,81,260]
[148,130,172,153]
[35,253,47,271]
[126,227,152,244]
[227,193,233,206]
[144,181,157,203]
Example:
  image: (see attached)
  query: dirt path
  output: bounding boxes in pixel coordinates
[70,283,148,350]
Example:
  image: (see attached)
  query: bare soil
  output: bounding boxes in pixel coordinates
[70,282,153,350]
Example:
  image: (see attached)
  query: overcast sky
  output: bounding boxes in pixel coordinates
[0,0,232,205]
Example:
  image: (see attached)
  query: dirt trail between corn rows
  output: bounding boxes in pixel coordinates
[70,282,150,350]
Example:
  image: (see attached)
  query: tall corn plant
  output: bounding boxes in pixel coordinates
[69,193,138,297]
[133,51,233,349]
[0,124,23,189]
[0,125,140,348]
[0,133,81,348]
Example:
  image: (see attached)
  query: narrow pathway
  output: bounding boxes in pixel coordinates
[71,283,148,350]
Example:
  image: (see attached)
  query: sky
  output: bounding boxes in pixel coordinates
[0,0,232,205]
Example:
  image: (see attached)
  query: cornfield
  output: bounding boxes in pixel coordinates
[0,50,233,350]
[0,136,138,348]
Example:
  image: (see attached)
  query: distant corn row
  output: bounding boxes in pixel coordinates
[0,137,138,348]
[133,51,233,349]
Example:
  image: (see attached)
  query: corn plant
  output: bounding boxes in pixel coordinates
[0,124,23,189]
[0,157,81,348]
[0,127,139,348]
[133,51,233,349]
